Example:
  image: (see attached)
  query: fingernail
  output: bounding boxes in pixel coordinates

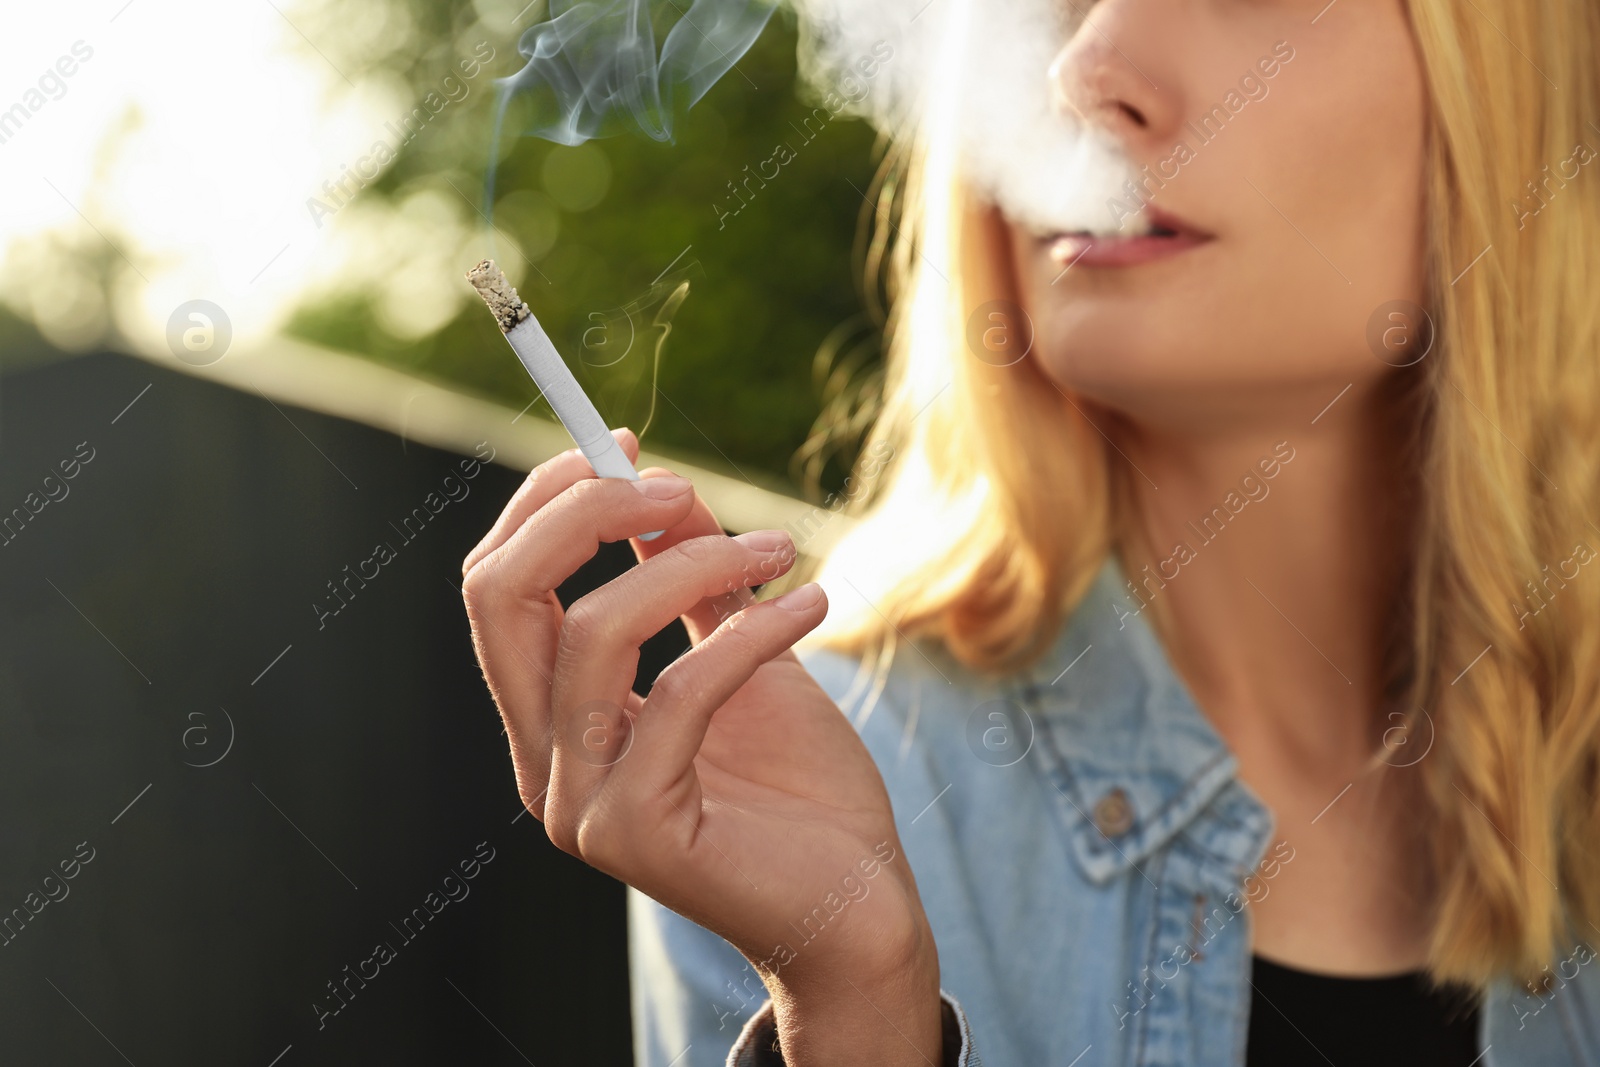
[632,475,690,499]
[772,582,822,611]
[732,528,792,553]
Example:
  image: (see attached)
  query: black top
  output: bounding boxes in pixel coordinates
[1246,953,1482,1066]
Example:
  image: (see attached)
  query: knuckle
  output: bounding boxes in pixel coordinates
[544,802,580,855]
[566,475,609,509]
[721,604,763,642]
[673,533,731,568]
[648,659,697,708]
[573,813,618,867]
[459,565,497,619]
[712,610,763,659]
[560,597,610,648]
[547,795,621,866]
[516,789,545,824]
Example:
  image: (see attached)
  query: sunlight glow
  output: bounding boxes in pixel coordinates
[0,0,522,357]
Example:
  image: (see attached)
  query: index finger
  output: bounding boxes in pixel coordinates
[462,426,640,576]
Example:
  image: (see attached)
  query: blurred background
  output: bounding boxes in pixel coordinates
[0,0,885,1062]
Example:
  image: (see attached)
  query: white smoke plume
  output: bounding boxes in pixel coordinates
[490,0,1140,235]
[493,0,780,146]
[787,0,1140,235]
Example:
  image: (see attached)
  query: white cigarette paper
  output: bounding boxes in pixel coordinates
[467,259,663,541]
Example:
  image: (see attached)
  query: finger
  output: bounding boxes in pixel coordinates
[614,581,828,818]
[462,426,640,576]
[464,470,693,822]
[628,488,788,648]
[515,686,645,824]
[546,530,798,806]
[475,584,653,822]
[471,474,699,625]
[463,579,564,815]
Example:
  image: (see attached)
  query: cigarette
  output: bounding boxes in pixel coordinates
[467,259,663,542]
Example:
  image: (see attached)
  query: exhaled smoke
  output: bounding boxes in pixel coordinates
[788,0,1140,235]
[488,0,1139,235]
[492,0,778,147]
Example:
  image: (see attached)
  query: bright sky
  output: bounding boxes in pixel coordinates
[0,0,529,356]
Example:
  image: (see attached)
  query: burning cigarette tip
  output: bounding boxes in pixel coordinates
[466,259,531,333]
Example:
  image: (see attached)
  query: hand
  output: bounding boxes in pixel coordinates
[461,428,942,1065]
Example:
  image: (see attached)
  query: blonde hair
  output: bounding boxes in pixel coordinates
[765,0,1600,988]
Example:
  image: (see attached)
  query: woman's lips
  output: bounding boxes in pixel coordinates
[1046,207,1214,269]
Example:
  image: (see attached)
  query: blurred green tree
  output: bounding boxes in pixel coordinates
[285,4,887,497]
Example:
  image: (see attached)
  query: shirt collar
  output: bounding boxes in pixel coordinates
[1003,553,1276,891]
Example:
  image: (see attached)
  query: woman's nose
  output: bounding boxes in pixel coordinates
[1048,2,1176,144]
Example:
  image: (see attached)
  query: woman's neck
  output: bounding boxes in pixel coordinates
[1112,376,1419,774]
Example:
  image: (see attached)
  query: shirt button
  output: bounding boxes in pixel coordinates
[1093,787,1134,837]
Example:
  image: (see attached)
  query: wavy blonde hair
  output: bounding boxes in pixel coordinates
[764,0,1600,989]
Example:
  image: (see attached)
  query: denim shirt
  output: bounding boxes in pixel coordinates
[629,555,1600,1066]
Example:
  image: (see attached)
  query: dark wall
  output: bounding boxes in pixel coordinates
[0,351,691,1064]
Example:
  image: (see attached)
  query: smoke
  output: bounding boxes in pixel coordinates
[487,0,777,214]
[787,0,1138,235]
[489,0,1138,234]
[491,0,777,144]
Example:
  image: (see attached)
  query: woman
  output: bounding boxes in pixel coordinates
[461,0,1600,1063]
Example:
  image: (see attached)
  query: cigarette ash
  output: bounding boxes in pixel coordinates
[466,259,531,332]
